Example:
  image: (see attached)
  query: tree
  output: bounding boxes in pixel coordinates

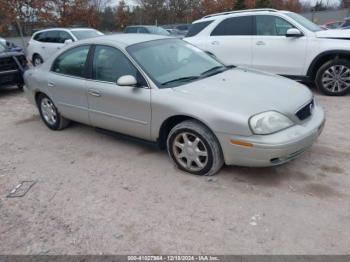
[137,0,168,25]
[313,0,327,11]
[116,0,129,29]
[255,0,273,8]
[235,0,246,10]
[283,0,302,12]
[101,6,116,31]
[168,0,190,23]
[0,0,49,35]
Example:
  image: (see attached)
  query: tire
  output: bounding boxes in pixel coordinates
[316,59,350,96]
[167,120,224,176]
[32,54,43,66]
[17,83,24,90]
[37,94,70,130]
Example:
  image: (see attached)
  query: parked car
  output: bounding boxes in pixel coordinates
[322,18,350,30]
[27,28,103,66]
[23,34,325,176]
[162,24,191,36]
[124,26,170,36]
[185,8,350,96]
[0,41,27,89]
[322,20,344,30]
[339,17,350,29]
[0,37,23,52]
[165,29,184,38]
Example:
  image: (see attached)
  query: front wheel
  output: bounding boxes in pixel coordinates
[167,120,224,176]
[37,94,70,130]
[316,59,350,96]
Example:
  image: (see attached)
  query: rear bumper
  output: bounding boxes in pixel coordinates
[217,105,325,167]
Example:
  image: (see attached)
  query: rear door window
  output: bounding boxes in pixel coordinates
[44,31,61,43]
[51,45,90,77]
[34,32,49,42]
[211,16,254,36]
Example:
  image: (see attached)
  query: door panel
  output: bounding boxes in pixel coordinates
[207,36,252,67]
[41,31,64,60]
[86,81,151,140]
[49,45,91,124]
[87,45,151,140]
[252,15,307,75]
[207,16,254,67]
[48,73,90,124]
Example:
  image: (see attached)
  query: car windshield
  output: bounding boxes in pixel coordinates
[71,30,103,40]
[148,27,170,36]
[127,39,227,88]
[286,12,322,32]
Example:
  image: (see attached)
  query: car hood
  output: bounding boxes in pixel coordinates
[315,29,350,39]
[172,67,313,119]
[0,50,24,58]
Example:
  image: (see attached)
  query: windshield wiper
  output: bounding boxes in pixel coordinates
[161,76,200,86]
[201,65,235,77]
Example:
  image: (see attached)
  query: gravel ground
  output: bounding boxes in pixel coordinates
[0,86,349,255]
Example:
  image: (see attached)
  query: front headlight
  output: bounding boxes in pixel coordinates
[249,111,294,135]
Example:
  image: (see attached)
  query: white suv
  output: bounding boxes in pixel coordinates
[27,28,103,66]
[185,9,350,96]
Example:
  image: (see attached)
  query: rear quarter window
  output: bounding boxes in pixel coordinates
[211,16,254,36]
[186,21,213,37]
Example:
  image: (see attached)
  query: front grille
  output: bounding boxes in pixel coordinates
[15,55,27,67]
[0,57,17,71]
[296,99,314,121]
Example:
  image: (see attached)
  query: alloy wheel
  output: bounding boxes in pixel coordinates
[40,98,57,126]
[172,132,208,172]
[321,65,350,94]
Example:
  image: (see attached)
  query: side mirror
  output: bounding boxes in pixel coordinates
[286,28,303,37]
[64,39,73,45]
[117,75,138,86]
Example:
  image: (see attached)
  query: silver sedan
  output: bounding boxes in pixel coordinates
[23,34,325,176]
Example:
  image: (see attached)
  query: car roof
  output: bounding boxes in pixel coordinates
[34,28,97,34]
[75,33,171,48]
[194,8,288,23]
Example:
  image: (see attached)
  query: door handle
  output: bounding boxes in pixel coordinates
[88,89,101,97]
[256,41,266,46]
[211,41,220,45]
[41,46,45,49]
[48,82,55,88]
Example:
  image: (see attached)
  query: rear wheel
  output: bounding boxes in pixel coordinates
[316,59,350,96]
[32,54,43,66]
[167,120,224,176]
[37,94,70,130]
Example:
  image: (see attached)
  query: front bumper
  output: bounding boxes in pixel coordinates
[0,69,23,87]
[217,105,325,167]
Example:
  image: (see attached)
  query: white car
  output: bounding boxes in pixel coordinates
[185,8,350,96]
[27,28,103,66]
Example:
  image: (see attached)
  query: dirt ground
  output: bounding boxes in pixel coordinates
[0,86,349,255]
